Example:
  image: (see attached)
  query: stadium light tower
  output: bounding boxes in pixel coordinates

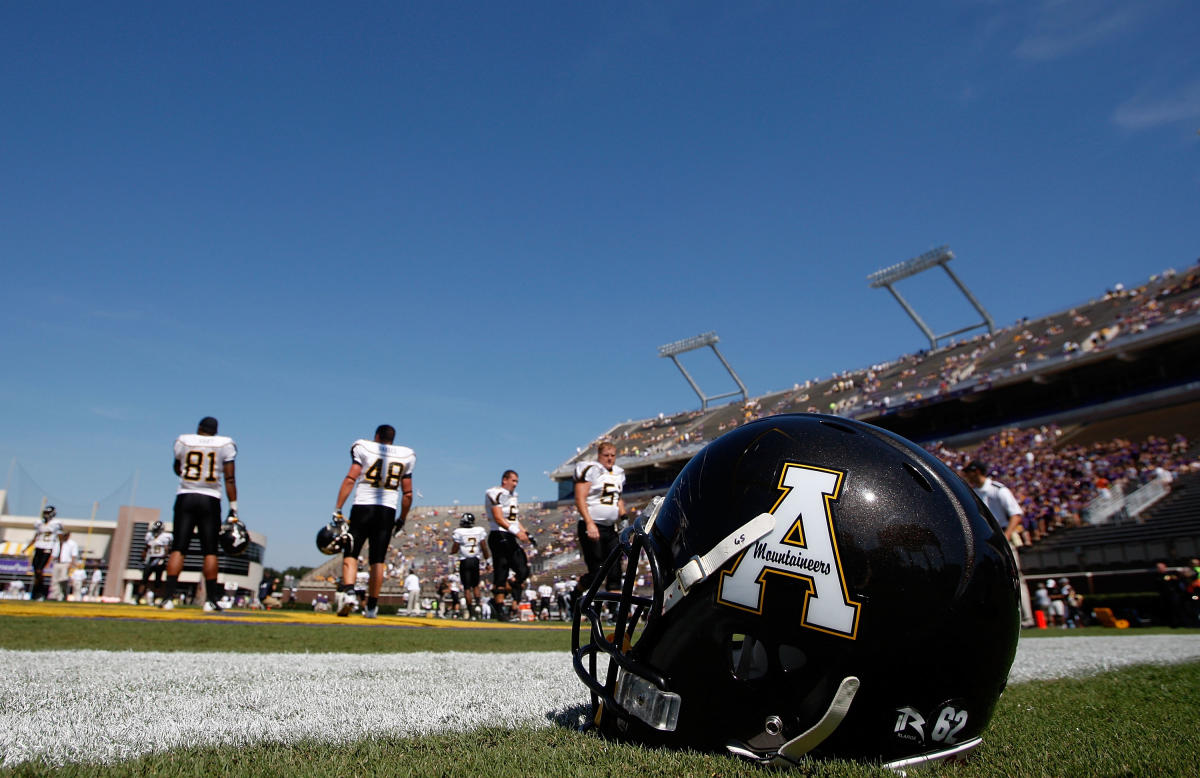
[867,245,996,350]
[658,331,748,410]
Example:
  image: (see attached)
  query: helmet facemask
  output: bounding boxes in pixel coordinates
[571,500,674,735]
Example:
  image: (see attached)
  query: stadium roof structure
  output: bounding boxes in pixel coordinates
[657,331,748,411]
[868,245,996,350]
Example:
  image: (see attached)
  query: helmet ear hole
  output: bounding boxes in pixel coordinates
[779,644,808,674]
[728,633,770,681]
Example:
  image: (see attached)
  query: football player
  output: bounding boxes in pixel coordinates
[450,513,489,620]
[553,576,571,621]
[23,506,63,601]
[138,520,173,605]
[160,416,239,612]
[333,424,415,619]
[536,580,554,620]
[485,470,529,621]
[574,441,627,611]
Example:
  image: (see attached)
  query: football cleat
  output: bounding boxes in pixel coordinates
[363,605,379,619]
[160,600,175,611]
[317,517,353,555]
[203,601,224,613]
[219,518,250,556]
[338,592,356,617]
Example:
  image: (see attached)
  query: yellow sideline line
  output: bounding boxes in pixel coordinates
[0,601,572,630]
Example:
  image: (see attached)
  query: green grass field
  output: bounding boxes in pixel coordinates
[0,615,571,653]
[4,609,1200,777]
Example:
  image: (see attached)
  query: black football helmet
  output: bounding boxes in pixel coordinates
[460,512,475,528]
[42,506,56,520]
[572,414,1019,770]
[151,520,164,535]
[316,517,353,555]
[219,518,250,556]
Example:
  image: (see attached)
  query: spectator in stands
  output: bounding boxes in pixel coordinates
[574,442,627,614]
[963,460,1034,628]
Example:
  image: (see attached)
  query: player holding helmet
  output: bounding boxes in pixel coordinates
[160,416,240,612]
[332,424,415,619]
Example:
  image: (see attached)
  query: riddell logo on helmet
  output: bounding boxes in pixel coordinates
[893,707,926,743]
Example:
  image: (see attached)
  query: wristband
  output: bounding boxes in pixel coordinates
[229,501,238,513]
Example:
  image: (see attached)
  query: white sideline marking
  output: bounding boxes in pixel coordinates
[3,635,1200,767]
[1,650,586,767]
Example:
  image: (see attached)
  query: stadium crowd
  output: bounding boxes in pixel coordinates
[931,426,1193,548]
[561,262,1200,470]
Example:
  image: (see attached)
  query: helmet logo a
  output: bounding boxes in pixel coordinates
[716,462,861,638]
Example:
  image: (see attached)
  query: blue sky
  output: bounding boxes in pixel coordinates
[2,1,1196,568]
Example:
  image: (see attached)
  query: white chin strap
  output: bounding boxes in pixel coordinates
[723,676,860,767]
[662,512,775,613]
[772,675,859,766]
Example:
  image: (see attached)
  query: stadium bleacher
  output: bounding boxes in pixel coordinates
[555,263,1200,477]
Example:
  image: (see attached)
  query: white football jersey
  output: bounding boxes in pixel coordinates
[484,487,520,533]
[973,478,1023,522]
[452,526,488,560]
[538,583,553,599]
[144,530,173,559]
[574,461,626,525]
[174,433,237,499]
[32,518,64,550]
[350,440,416,509]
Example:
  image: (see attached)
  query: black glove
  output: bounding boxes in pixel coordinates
[393,517,406,536]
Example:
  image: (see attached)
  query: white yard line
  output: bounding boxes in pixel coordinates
[3,635,1200,767]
